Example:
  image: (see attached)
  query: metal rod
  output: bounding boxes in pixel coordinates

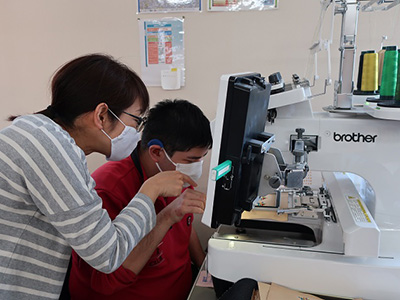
[361,0,399,12]
[385,0,400,10]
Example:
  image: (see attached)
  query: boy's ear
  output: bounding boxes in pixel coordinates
[148,145,163,162]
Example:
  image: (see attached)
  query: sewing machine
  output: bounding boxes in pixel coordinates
[201,2,400,299]
[202,71,400,300]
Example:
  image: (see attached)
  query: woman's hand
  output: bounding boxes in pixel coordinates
[138,171,197,202]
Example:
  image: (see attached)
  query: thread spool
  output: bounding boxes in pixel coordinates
[361,52,378,93]
[354,50,378,95]
[379,48,398,100]
[356,51,366,91]
[395,50,400,101]
[378,48,386,87]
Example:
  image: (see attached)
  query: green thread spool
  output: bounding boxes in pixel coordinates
[378,46,396,87]
[380,49,398,100]
[361,52,378,93]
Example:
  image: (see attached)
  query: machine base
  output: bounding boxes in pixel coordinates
[207,237,400,300]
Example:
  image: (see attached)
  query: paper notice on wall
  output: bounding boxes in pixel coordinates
[138,0,201,13]
[139,18,185,87]
[208,0,277,11]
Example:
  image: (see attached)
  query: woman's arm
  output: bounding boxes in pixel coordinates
[122,189,206,273]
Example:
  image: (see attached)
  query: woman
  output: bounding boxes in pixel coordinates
[0,54,198,299]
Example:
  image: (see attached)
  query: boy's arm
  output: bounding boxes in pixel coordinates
[189,226,206,269]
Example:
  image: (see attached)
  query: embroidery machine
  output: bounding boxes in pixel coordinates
[202,1,400,299]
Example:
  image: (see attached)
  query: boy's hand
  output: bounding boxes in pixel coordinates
[159,189,206,225]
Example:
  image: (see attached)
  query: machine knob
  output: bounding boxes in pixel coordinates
[268,72,283,85]
[292,74,300,84]
[269,176,281,189]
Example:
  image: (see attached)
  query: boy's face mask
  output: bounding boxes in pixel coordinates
[156,149,204,184]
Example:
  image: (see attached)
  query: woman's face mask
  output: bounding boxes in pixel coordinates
[156,149,204,184]
[101,109,140,161]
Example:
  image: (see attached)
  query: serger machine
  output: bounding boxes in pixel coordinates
[202,1,400,299]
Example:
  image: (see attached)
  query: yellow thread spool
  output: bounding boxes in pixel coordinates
[361,52,378,92]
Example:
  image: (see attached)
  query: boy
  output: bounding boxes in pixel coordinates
[69,99,212,300]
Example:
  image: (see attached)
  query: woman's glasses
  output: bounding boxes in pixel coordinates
[123,111,147,131]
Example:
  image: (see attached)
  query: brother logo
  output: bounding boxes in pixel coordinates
[333,132,377,143]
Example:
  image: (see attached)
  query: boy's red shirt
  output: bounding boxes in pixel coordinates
[69,155,193,300]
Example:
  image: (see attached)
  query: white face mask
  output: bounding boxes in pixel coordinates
[156,149,204,185]
[101,109,141,161]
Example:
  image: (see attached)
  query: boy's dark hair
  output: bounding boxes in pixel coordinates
[141,99,212,156]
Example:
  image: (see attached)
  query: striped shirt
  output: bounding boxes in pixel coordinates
[0,114,156,299]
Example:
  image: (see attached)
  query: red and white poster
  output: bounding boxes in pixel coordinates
[139,18,185,87]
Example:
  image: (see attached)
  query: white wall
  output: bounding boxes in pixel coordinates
[1,0,400,248]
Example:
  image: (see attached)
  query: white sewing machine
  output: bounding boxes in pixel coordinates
[202,1,400,299]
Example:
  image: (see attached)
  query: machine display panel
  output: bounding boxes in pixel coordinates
[202,73,271,228]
